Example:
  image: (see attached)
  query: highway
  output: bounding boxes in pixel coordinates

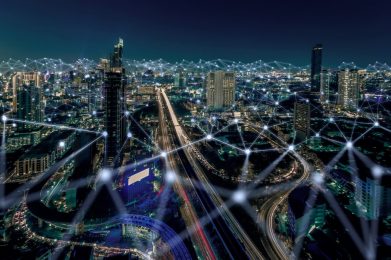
[157,91,217,259]
[252,129,311,260]
[159,89,265,259]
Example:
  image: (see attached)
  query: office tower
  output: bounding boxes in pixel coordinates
[12,72,41,112]
[293,101,311,142]
[174,71,186,88]
[310,44,322,93]
[15,83,43,131]
[103,38,127,167]
[206,71,235,110]
[337,69,359,110]
[320,69,331,103]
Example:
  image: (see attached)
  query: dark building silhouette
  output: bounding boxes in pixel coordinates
[104,38,127,167]
[310,44,323,93]
[293,100,311,142]
[16,84,42,131]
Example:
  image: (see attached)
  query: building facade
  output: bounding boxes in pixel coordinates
[310,44,323,93]
[337,69,360,110]
[206,71,235,110]
[293,101,311,142]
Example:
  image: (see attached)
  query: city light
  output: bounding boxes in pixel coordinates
[1,8,391,259]
[98,168,112,182]
[232,190,247,204]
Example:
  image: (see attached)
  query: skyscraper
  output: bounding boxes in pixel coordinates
[12,72,41,112]
[310,44,323,93]
[337,69,359,110]
[293,101,311,142]
[104,38,127,167]
[16,84,43,131]
[320,69,331,103]
[206,71,235,110]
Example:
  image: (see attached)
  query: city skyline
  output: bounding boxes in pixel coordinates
[1,1,391,260]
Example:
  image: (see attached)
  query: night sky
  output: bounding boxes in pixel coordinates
[1,0,390,66]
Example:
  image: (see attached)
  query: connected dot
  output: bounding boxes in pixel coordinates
[165,171,177,184]
[232,190,247,204]
[98,168,112,182]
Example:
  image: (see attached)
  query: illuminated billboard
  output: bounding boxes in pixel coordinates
[127,168,150,186]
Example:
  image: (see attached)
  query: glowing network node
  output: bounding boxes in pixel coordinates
[232,190,247,204]
[206,134,212,140]
[346,141,353,149]
[263,125,268,130]
[127,132,132,138]
[315,133,320,137]
[234,118,239,123]
[58,141,65,148]
[312,172,324,186]
[12,123,16,127]
[372,165,383,178]
[102,131,108,137]
[125,111,130,116]
[1,115,7,122]
[161,151,167,158]
[165,171,177,184]
[92,111,97,116]
[374,121,379,127]
[288,145,295,151]
[244,148,251,155]
[98,168,112,182]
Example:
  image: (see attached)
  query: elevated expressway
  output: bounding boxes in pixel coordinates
[159,88,265,260]
[17,145,191,259]
[246,124,312,260]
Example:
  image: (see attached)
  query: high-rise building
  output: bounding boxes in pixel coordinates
[206,71,235,110]
[15,83,43,131]
[293,101,311,142]
[104,39,127,167]
[337,69,359,110]
[174,71,186,88]
[320,69,331,103]
[310,44,322,93]
[12,72,41,112]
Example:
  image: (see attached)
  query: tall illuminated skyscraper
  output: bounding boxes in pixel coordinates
[293,101,311,142]
[337,69,359,110]
[206,71,235,110]
[310,44,323,93]
[12,72,41,112]
[12,72,43,131]
[320,69,331,103]
[104,38,127,167]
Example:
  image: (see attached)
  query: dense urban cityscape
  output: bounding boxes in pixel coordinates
[1,0,391,259]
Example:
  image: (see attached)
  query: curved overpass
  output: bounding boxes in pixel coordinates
[24,160,190,259]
